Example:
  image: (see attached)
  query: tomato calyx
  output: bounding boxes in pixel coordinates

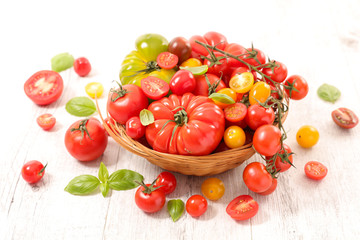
[70,119,93,141]
[283,79,299,98]
[205,74,223,96]
[135,179,163,195]
[38,163,48,177]
[110,82,130,102]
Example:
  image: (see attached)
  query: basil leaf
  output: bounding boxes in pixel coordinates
[100,182,110,198]
[139,109,154,126]
[179,65,208,75]
[51,52,74,72]
[66,96,96,117]
[64,175,100,195]
[108,169,144,191]
[317,83,341,103]
[98,162,109,183]
[208,93,235,104]
[167,199,185,222]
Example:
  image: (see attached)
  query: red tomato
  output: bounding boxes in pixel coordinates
[169,69,196,95]
[141,76,169,100]
[168,37,192,64]
[107,84,148,124]
[242,48,266,67]
[203,52,232,77]
[73,57,91,77]
[64,118,108,161]
[103,117,118,136]
[189,35,209,56]
[156,52,178,69]
[284,75,308,100]
[231,66,257,82]
[253,124,282,156]
[36,113,56,130]
[304,161,328,180]
[224,103,247,123]
[126,116,145,140]
[21,160,46,184]
[331,107,359,129]
[245,104,275,130]
[24,70,64,105]
[145,93,225,155]
[186,195,208,217]
[193,74,226,96]
[203,31,228,50]
[135,183,166,213]
[226,195,259,221]
[261,61,288,83]
[224,43,248,73]
[154,171,177,195]
[258,178,277,195]
[243,162,273,193]
[273,144,293,172]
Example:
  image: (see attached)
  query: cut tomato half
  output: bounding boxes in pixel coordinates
[224,103,247,123]
[331,107,358,129]
[229,72,254,93]
[226,195,259,221]
[37,113,56,130]
[141,76,170,100]
[304,161,328,180]
[156,52,178,70]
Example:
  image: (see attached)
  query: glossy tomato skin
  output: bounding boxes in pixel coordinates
[284,75,308,100]
[107,84,148,125]
[242,48,266,67]
[168,37,192,64]
[180,58,203,68]
[189,35,209,56]
[224,126,246,149]
[64,118,108,161]
[243,162,273,193]
[193,74,226,96]
[126,116,145,140]
[186,195,208,217]
[21,160,46,184]
[24,70,64,105]
[258,178,277,195]
[201,178,225,201]
[37,113,56,130]
[141,76,169,100]
[169,69,196,95]
[135,33,168,62]
[73,57,91,77]
[154,171,177,195]
[331,107,359,129]
[203,31,228,50]
[271,144,293,172]
[304,161,328,180]
[249,81,271,105]
[245,104,275,130]
[261,61,287,83]
[231,66,257,82]
[224,43,247,70]
[296,125,319,148]
[204,52,232,77]
[253,124,282,156]
[226,195,259,221]
[135,184,166,213]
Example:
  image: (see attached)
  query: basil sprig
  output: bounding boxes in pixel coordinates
[51,52,74,72]
[317,83,341,103]
[167,199,185,222]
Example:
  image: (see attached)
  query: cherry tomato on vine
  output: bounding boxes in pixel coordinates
[180,58,203,68]
[154,171,177,195]
[126,116,145,140]
[296,125,319,148]
[203,31,228,50]
[74,57,91,77]
[261,61,288,83]
[226,195,259,221]
[141,76,169,100]
[213,88,237,109]
[258,178,277,195]
[331,107,359,129]
[249,81,271,105]
[266,144,293,172]
[204,52,231,77]
[245,104,275,130]
[242,48,266,67]
[224,43,248,69]
[231,66,257,82]
[157,52,179,70]
[189,35,209,56]
[186,195,208,217]
[169,69,196,95]
[135,183,166,213]
[224,125,246,149]
[193,74,226,96]
[229,72,254,94]
[304,161,328,180]
[85,82,104,99]
[168,37,192,64]
[253,124,282,156]
[36,113,56,130]
[201,178,225,201]
[243,162,273,193]
[21,160,47,184]
[224,103,247,123]
[284,75,308,100]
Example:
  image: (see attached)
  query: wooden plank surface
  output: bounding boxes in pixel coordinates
[1,0,360,239]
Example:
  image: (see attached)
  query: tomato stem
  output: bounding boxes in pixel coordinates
[70,119,93,142]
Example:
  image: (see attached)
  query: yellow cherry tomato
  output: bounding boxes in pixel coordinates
[213,88,237,109]
[296,125,320,148]
[201,178,225,201]
[85,82,104,99]
[179,58,202,68]
[249,81,271,105]
[224,126,246,149]
[229,72,254,94]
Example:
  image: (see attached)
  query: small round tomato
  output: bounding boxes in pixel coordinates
[141,76,169,100]
[245,104,275,130]
[304,161,328,180]
[253,124,282,156]
[85,82,104,99]
[180,58,203,68]
[226,195,259,221]
[262,61,288,83]
[231,66,257,82]
[224,103,247,122]
[296,125,319,148]
[203,31,228,50]
[21,160,46,184]
[169,69,196,95]
[213,88,237,109]
[201,178,225,201]
[258,178,277,195]
[242,48,266,67]
[36,113,56,130]
[249,81,271,105]
[224,43,248,70]
[154,171,177,195]
[157,52,178,70]
[243,162,273,193]
[229,72,255,94]
[331,107,359,129]
[224,126,246,149]
[284,75,308,100]
[189,35,209,56]
[74,57,91,77]
[168,37,192,64]
[204,52,231,77]
[266,144,293,172]
[193,74,226,96]
[135,183,166,213]
[126,116,145,140]
[186,195,208,217]
[24,70,64,105]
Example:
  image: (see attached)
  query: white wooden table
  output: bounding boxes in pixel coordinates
[1,0,360,239]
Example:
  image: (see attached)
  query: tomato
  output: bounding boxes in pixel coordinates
[284,75,308,100]
[73,57,91,77]
[213,88,237,109]
[243,162,272,193]
[169,69,196,95]
[226,195,259,221]
[231,66,257,82]
[154,171,177,195]
[24,70,64,105]
[64,118,108,161]
[107,84,148,125]
[135,183,166,213]
[224,103,247,123]
[103,117,117,136]
[331,107,359,129]
[203,31,228,50]
[224,43,248,70]
[146,93,225,155]
[229,72,254,94]
[85,82,104,99]
[201,178,225,201]
[168,36,192,64]
[266,144,293,172]
[245,104,275,130]
[304,161,328,180]
[296,125,319,148]
[186,195,208,217]
[258,178,277,195]
[180,58,203,68]
[21,160,46,184]
[36,113,56,130]
[249,81,271,105]
[204,52,232,77]
[141,76,169,100]
[189,35,209,56]
[253,124,282,156]
[135,33,169,62]
[224,126,246,149]
[156,52,178,70]
[242,48,266,67]
[193,74,226,96]
[261,61,288,83]
[125,116,145,140]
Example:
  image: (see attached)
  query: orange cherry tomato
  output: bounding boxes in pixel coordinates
[201,178,225,201]
[229,72,254,93]
[213,88,237,109]
[180,58,202,68]
[249,81,271,105]
[224,126,246,149]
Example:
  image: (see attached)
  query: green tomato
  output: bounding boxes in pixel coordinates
[135,33,168,62]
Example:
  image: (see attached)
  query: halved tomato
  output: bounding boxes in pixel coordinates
[37,113,56,130]
[226,195,259,221]
[157,52,178,70]
[229,72,254,93]
[141,76,169,100]
[224,103,247,123]
[304,161,328,180]
[331,107,359,129]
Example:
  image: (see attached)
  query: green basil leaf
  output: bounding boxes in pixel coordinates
[167,199,185,222]
[108,169,144,191]
[208,93,235,104]
[98,162,109,183]
[179,65,208,75]
[100,182,110,198]
[139,109,154,126]
[64,175,100,195]
[317,83,341,103]
[65,96,96,117]
[51,52,74,72]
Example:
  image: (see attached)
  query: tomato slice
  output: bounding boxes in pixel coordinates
[85,82,104,99]
[24,70,64,105]
[224,103,247,123]
[156,52,178,70]
[226,195,259,220]
[304,161,328,180]
[141,76,170,100]
[331,107,359,129]
[36,113,56,130]
[229,72,254,93]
